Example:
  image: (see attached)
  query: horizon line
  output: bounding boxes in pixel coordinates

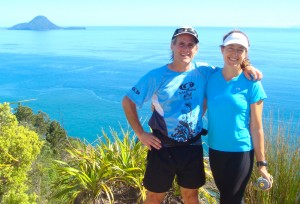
[0,25,299,29]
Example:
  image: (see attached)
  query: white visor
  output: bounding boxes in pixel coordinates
[223,32,249,50]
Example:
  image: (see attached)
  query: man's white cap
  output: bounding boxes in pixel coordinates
[223,32,249,50]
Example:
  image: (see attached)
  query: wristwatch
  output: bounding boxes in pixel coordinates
[257,161,268,167]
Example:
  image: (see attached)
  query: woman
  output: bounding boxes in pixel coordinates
[205,30,272,204]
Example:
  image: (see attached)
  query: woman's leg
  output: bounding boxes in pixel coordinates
[209,148,254,204]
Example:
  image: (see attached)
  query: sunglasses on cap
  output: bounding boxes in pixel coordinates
[172,27,199,42]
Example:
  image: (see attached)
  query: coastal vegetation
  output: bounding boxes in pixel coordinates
[0,102,299,203]
[245,114,300,204]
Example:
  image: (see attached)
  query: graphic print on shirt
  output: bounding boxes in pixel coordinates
[131,87,140,95]
[171,81,197,141]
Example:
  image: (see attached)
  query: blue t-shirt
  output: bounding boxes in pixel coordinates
[206,69,267,152]
[126,62,216,142]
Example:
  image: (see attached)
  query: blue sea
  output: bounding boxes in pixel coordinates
[0,26,299,142]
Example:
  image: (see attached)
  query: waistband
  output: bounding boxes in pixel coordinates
[152,128,208,147]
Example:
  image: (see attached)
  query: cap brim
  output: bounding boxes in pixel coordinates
[173,32,199,43]
[223,39,248,49]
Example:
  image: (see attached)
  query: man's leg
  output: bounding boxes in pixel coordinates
[180,187,200,204]
[144,191,166,204]
[143,148,175,203]
[176,145,205,204]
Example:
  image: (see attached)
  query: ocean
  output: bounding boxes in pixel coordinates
[0,26,299,142]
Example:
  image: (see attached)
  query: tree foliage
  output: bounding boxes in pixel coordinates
[14,104,67,155]
[13,104,70,203]
[14,104,50,136]
[46,121,68,153]
[0,103,43,204]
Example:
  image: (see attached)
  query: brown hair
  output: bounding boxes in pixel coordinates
[241,58,251,69]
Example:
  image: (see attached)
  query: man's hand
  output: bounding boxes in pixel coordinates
[243,65,263,81]
[138,132,162,150]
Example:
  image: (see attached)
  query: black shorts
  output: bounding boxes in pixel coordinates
[143,145,205,193]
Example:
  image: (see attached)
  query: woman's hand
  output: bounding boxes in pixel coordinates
[258,166,273,190]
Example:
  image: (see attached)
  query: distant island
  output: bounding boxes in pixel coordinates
[8,15,86,31]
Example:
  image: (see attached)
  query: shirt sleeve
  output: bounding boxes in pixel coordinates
[250,81,267,104]
[126,68,162,109]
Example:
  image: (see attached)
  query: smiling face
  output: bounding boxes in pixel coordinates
[171,34,198,66]
[221,44,247,68]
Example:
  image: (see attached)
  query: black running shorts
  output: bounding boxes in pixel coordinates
[143,145,205,193]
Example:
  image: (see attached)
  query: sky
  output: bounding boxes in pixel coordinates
[0,0,299,28]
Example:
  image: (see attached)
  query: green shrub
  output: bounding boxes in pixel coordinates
[0,103,43,204]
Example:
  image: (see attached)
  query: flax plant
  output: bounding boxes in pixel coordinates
[97,127,147,202]
[53,126,147,203]
[53,144,117,204]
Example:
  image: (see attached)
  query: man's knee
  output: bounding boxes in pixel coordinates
[180,188,200,204]
[144,191,166,204]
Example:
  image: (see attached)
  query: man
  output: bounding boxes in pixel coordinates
[122,26,261,204]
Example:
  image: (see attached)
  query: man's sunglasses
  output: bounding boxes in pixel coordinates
[172,27,198,40]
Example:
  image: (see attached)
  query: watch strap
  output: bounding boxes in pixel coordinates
[257,161,268,167]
